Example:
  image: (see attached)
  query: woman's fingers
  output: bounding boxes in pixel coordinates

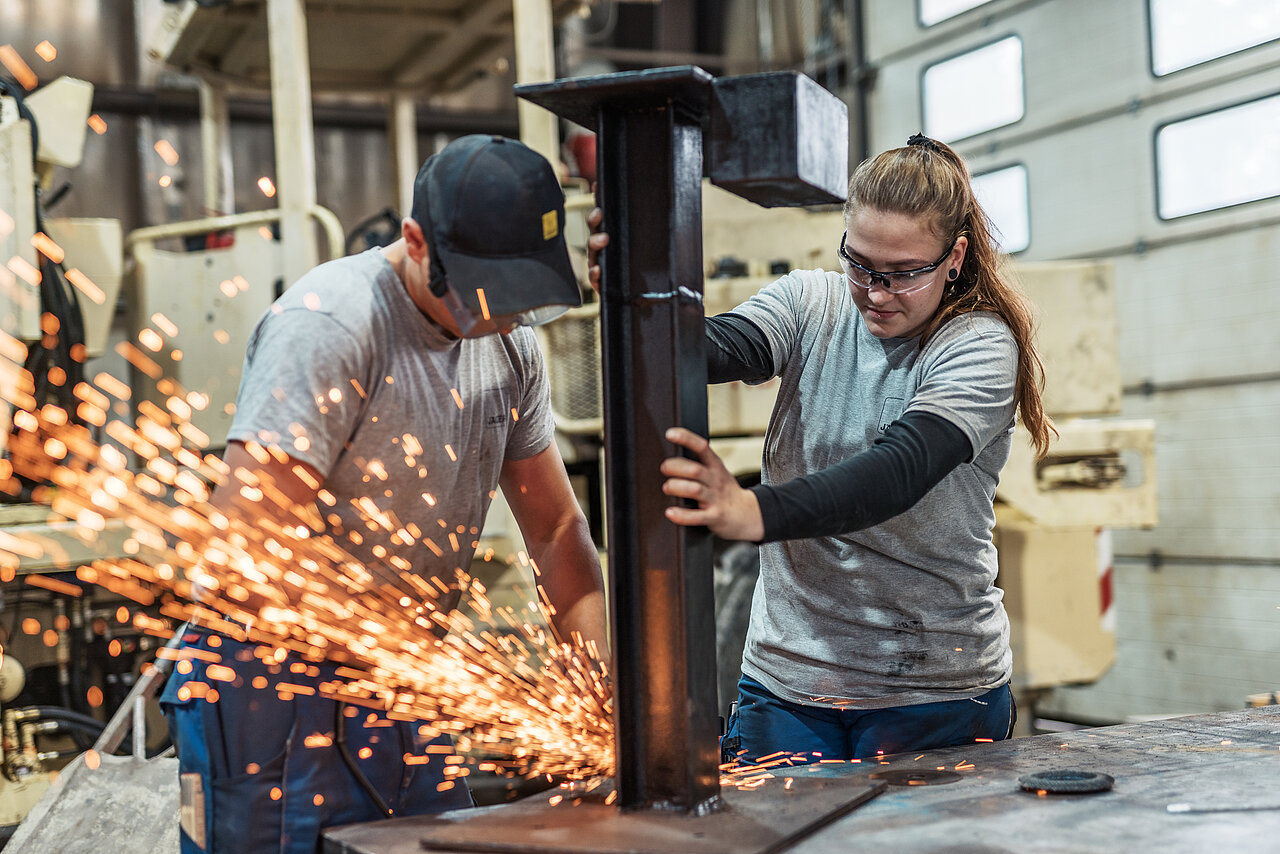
[665,427,712,459]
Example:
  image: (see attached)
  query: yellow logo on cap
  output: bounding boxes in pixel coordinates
[542,210,559,240]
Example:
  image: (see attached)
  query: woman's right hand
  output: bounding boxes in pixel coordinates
[586,207,609,294]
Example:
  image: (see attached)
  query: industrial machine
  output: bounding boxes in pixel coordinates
[0,70,182,845]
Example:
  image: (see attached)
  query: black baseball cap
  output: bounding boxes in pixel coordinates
[411,135,581,323]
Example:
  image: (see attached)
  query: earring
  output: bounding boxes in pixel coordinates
[947,269,959,281]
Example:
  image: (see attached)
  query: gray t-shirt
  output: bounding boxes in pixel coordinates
[228,249,554,587]
[730,269,1016,708]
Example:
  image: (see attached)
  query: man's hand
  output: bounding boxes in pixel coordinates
[586,207,608,294]
[660,428,765,542]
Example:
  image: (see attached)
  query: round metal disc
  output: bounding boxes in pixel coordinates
[1017,769,1115,794]
[869,769,964,787]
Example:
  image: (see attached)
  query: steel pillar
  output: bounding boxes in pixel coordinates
[522,67,722,813]
[518,64,846,815]
[597,80,720,815]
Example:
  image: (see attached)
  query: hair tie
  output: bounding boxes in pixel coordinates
[907,133,942,153]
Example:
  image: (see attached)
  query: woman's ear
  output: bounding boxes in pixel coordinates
[952,233,969,269]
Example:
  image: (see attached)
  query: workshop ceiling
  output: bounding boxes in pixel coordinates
[150,0,581,94]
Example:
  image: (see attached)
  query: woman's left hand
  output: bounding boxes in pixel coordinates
[660,428,765,542]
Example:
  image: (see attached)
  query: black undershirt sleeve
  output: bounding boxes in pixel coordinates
[749,410,973,543]
[705,313,775,384]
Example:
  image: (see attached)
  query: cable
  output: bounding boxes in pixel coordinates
[333,701,393,818]
[17,706,106,731]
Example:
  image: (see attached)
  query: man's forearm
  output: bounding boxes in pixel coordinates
[527,515,609,657]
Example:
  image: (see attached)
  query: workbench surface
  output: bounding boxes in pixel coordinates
[325,706,1280,854]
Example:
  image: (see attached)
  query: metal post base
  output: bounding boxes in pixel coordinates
[323,777,885,854]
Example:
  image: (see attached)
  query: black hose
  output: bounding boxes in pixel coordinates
[37,719,103,750]
[19,706,105,731]
[334,702,393,818]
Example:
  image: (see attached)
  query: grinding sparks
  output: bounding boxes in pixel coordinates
[154,139,180,166]
[32,232,65,263]
[65,269,106,305]
[0,326,615,782]
[34,41,56,62]
[258,177,277,198]
[0,45,37,91]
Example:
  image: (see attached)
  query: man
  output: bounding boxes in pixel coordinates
[161,135,608,854]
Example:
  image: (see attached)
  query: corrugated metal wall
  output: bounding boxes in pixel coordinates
[860,0,1280,720]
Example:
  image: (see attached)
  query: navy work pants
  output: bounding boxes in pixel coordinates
[722,673,1016,764]
[160,627,473,854]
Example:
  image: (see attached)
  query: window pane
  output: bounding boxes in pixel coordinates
[1150,0,1280,76]
[919,0,996,26]
[923,37,1024,143]
[1156,95,1280,219]
[972,165,1030,253]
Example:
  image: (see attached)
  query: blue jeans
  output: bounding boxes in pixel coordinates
[722,674,1016,764]
[160,626,473,854]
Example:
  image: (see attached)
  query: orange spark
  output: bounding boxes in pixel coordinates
[26,574,83,597]
[0,46,37,90]
[87,114,108,135]
[153,139,180,166]
[8,256,41,286]
[31,232,65,263]
[34,41,56,62]
[257,177,277,198]
[65,269,106,305]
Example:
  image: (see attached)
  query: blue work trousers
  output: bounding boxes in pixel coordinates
[160,627,473,854]
[722,674,1016,764]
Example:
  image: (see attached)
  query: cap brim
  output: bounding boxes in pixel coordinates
[435,239,582,318]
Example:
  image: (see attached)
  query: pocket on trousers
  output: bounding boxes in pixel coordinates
[209,749,288,854]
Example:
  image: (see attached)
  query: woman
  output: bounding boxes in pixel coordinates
[658,134,1054,763]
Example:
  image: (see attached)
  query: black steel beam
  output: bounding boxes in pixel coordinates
[517,64,845,816]
[520,66,721,814]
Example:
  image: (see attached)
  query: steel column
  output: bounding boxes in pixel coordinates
[517,63,845,817]
[596,92,719,813]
